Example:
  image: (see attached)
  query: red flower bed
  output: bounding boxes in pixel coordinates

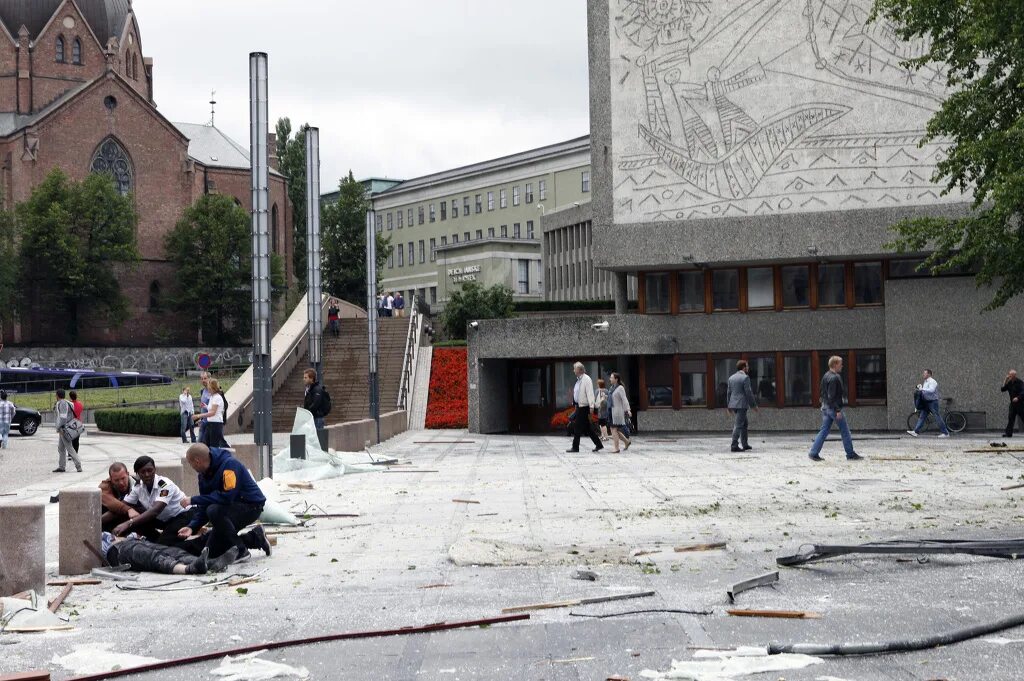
[550,406,597,431]
[425,347,468,429]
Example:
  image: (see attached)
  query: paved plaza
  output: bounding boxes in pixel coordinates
[2,427,1024,679]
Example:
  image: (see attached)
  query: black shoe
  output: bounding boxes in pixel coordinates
[808,455,824,462]
[593,445,604,452]
[249,525,272,556]
[742,445,753,451]
[209,547,239,573]
[233,548,252,565]
[846,453,864,461]
[730,446,742,452]
[565,449,579,453]
[189,547,209,575]
[52,468,66,473]
[1004,433,1014,438]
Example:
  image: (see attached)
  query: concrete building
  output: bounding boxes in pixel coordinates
[369,137,592,309]
[467,0,1023,434]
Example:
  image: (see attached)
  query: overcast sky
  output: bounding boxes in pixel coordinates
[138,0,589,190]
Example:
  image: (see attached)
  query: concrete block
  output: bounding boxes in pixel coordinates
[0,502,45,597]
[58,488,101,576]
[160,460,186,490]
[179,456,200,497]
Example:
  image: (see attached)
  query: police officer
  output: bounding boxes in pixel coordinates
[113,456,191,544]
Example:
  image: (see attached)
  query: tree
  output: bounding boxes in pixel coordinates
[276,117,309,291]
[0,209,16,323]
[872,0,1024,309]
[164,194,285,344]
[16,169,139,341]
[440,282,514,340]
[322,172,392,307]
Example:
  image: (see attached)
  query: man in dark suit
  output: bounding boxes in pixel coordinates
[727,360,757,452]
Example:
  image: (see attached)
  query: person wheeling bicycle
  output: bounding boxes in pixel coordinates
[907,369,950,438]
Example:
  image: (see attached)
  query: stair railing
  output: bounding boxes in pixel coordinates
[396,295,423,417]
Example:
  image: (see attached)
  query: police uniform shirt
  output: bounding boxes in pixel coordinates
[124,475,186,522]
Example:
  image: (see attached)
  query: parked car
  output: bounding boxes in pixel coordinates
[12,406,41,436]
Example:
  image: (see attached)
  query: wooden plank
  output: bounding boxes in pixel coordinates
[674,542,727,553]
[0,671,52,681]
[285,482,314,490]
[727,609,821,619]
[1001,483,1024,491]
[871,457,924,462]
[47,579,101,586]
[47,584,72,613]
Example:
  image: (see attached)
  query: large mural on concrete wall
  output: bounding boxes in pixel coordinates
[609,0,969,223]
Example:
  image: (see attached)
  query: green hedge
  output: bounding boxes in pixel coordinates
[95,408,181,437]
[513,300,638,312]
[432,339,468,348]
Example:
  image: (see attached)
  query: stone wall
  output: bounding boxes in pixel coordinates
[1,346,250,376]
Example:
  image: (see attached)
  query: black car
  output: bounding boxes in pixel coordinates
[11,406,41,436]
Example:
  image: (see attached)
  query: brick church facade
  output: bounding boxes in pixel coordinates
[0,0,292,345]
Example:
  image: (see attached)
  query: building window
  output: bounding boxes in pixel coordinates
[387,249,394,268]
[854,262,883,305]
[475,229,483,240]
[487,227,495,238]
[645,356,674,407]
[397,244,404,267]
[747,267,775,309]
[517,260,530,294]
[818,263,846,306]
[271,204,279,252]
[888,258,927,278]
[440,202,447,220]
[407,208,413,227]
[462,231,470,242]
[429,238,436,262]
[72,38,82,65]
[714,357,741,407]
[499,188,507,208]
[463,197,471,216]
[148,281,161,312]
[784,355,813,406]
[679,357,707,407]
[90,137,134,195]
[539,179,547,201]
[582,170,591,193]
[712,270,740,311]
[418,206,425,225]
[430,287,437,304]
[485,191,493,211]
[748,355,777,405]
[376,214,383,231]
[56,36,65,63]
[451,199,458,218]
[387,213,393,230]
[475,194,483,213]
[512,186,520,206]
[452,234,459,243]
[408,241,414,266]
[781,265,810,308]
[856,352,887,402]
[644,272,671,313]
[419,240,425,264]
[525,183,534,204]
[501,225,508,237]
[397,210,403,229]
[527,220,535,239]
[512,223,520,239]
[132,53,139,80]
[678,271,705,312]
[429,204,436,222]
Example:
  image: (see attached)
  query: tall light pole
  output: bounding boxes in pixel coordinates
[366,210,380,445]
[305,127,322,382]
[249,52,273,477]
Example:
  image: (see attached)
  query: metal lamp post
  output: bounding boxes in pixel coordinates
[366,210,380,444]
[305,127,322,381]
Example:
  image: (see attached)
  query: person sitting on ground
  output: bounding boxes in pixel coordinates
[179,444,269,564]
[103,531,236,575]
[100,462,140,532]
[112,456,191,544]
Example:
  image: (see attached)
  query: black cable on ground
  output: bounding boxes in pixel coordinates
[569,608,713,618]
[768,611,1024,656]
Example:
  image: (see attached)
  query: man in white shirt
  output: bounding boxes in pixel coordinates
[113,456,191,543]
[908,369,950,437]
[567,362,604,453]
[384,292,395,317]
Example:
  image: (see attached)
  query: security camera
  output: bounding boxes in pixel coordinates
[469,321,480,330]
[592,321,610,333]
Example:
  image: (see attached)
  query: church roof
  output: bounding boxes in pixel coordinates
[173,122,285,177]
[0,0,131,44]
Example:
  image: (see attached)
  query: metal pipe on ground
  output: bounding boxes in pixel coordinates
[777,538,1024,567]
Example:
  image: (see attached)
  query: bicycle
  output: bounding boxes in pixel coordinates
[906,397,967,434]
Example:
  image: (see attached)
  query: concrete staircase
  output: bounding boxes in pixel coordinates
[271,317,411,431]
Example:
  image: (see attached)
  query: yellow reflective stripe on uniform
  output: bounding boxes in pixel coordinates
[223,469,237,491]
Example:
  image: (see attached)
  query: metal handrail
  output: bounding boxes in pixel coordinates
[396,296,421,411]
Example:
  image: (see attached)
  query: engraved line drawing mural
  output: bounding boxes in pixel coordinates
[609,0,970,223]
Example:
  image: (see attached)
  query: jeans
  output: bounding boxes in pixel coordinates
[313,416,325,430]
[914,399,949,434]
[204,502,264,558]
[0,423,9,448]
[730,408,749,448]
[329,319,340,336]
[197,419,207,444]
[180,412,196,442]
[809,407,856,458]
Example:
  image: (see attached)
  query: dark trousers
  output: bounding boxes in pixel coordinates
[731,408,749,448]
[1007,401,1024,436]
[570,406,602,451]
[202,421,227,448]
[130,512,192,544]
[108,539,201,574]
[204,502,263,558]
[72,436,80,453]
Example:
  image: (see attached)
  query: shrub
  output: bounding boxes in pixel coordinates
[439,282,514,340]
[425,347,468,429]
[432,339,468,348]
[95,408,180,437]
[513,300,639,313]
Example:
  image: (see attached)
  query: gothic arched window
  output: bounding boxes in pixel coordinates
[271,203,279,253]
[56,36,65,63]
[132,53,138,80]
[90,138,134,195]
[72,38,82,65]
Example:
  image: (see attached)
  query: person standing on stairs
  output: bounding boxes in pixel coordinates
[303,368,329,430]
[328,301,341,336]
[394,292,405,318]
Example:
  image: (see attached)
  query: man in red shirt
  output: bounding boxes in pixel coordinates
[69,390,84,454]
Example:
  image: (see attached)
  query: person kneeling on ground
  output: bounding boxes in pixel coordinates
[112,456,191,544]
[179,444,270,565]
[102,531,235,575]
[100,462,140,532]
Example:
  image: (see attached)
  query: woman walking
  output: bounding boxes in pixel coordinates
[69,390,84,455]
[194,378,227,448]
[608,372,632,453]
[179,386,197,443]
[596,378,611,442]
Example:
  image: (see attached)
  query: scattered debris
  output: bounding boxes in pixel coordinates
[82,539,109,566]
[210,650,309,680]
[477,512,498,517]
[228,575,262,588]
[545,657,595,664]
[52,644,163,675]
[607,676,631,681]
[452,499,481,504]
[48,579,101,586]
[777,538,1024,566]
[572,569,599,581]
[284,482,314,490]
[674,542,726,553]
[871,457,924,462]
[984,637,1024,645]
[47,585,73,613]
[1,593,74,632]
[383,469,438,473]
[1001,483,1024,491]
[632,549,660,557]
[570,608,712,619]
[91,568,138,582]
[417,583,451,590]
[640,648,823,680]
[727,571,780,603]
[727,609,821,619]
[413,440,474,444]
[300,513,361,519]
[502,591,655,614]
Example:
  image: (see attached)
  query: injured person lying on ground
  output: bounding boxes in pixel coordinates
[101,531,237,575]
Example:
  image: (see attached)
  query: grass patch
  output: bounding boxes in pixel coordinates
[11,378,237,412]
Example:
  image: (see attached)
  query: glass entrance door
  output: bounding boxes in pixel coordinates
[510,363,553,433]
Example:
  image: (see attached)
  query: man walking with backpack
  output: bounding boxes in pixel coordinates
[302,369,331,430]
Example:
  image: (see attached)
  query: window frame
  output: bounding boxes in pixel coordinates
[499,188,507,209]
[487,192,495,211]
[582,170,591,193]
[512,185,521,206]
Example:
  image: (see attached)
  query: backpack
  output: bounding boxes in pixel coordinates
[320,387,332,416]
